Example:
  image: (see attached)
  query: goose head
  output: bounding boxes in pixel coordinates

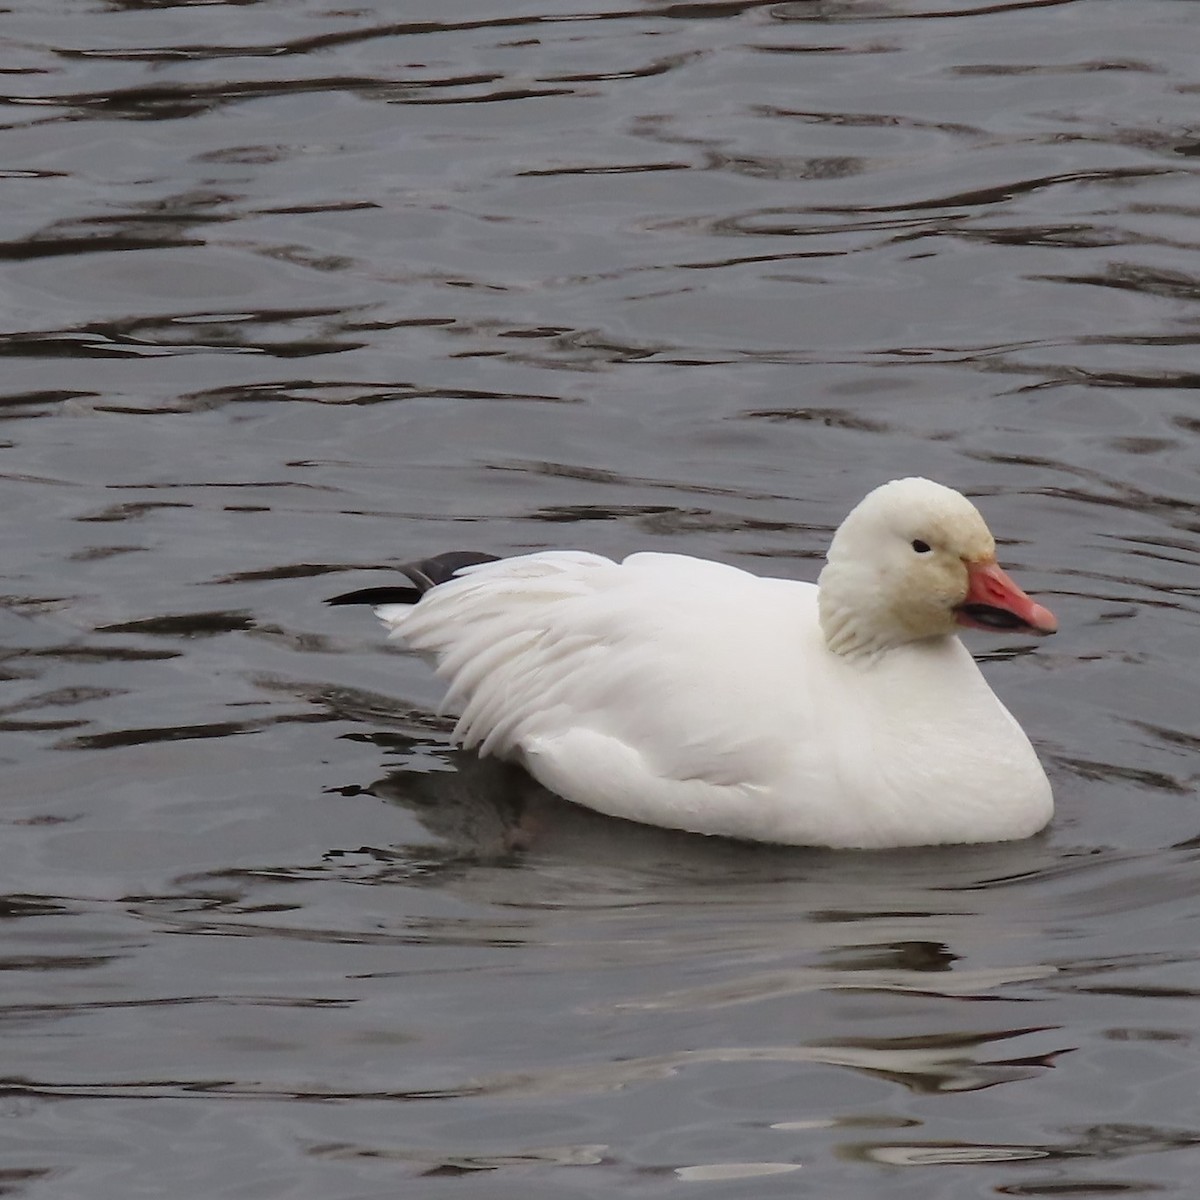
[817,477,1057,658]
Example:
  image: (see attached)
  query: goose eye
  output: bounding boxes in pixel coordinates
[911,539,932,554]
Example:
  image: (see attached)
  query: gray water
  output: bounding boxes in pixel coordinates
[4,0,1200,1196]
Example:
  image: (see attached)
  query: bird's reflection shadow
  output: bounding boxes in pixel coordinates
[366,748,790,872]
[352,732,1073,899]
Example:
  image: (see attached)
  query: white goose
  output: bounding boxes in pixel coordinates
[329,478,1057,849]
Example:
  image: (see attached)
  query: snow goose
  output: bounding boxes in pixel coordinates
[329,477,1057,849]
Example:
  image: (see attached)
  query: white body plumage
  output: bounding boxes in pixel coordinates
[348,479,1055,849]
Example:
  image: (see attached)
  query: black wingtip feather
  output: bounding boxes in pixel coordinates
[326,585,423,608]
[325,551,502,607]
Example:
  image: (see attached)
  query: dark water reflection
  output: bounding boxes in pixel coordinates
[5,0,1200,1196]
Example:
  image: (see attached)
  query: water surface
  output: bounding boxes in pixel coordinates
[5,0,1200,1196]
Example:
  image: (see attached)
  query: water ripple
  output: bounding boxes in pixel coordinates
[5,0,1200,1195]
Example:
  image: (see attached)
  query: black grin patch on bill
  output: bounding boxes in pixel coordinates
[956,603,1033,632]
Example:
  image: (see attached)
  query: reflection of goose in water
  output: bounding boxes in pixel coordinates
[363,747,1070,895]
[331,478,1057,849]
[369,748,812,872]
